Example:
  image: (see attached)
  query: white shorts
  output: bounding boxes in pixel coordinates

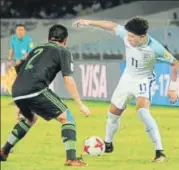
[111,74,156,109]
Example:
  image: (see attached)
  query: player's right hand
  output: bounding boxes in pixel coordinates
[72,19,90,28]
[79,103,90,117]
[16,60,22,66]
[167,89,178,103]
[7,60,13,68]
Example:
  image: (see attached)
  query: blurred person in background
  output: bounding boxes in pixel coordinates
[8,24,34,120]
[8,24,34,71]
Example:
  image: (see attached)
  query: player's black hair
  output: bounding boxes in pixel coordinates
[125,17,149,36]
[48,24,68,43]
[15,24,26,29]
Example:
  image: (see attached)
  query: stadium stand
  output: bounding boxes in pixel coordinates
[1,1,179,60]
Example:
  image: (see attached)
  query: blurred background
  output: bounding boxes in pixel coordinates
[1,0,179,106]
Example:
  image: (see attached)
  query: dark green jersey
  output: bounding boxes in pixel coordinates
[12,42,73,97]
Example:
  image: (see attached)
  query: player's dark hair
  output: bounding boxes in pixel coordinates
[125,17,149,36]
[15,24,26,29]
[48,24,68,43]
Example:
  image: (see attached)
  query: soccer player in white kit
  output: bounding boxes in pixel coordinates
[73,17,179,162]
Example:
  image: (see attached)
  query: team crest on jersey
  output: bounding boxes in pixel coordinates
[143,53,152,60]
[21,49,26,54]
[29,42,34,49]
[164,51,171,59]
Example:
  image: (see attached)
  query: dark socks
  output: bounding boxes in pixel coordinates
[61,124,76,160]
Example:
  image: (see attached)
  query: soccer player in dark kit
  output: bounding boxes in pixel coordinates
[0,24,90,166]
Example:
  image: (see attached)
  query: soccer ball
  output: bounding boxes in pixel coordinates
[83,136,105,156]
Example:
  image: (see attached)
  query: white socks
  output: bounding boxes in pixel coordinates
[104,108,163,150]
[105,112,120,143]
[138,108,163,150]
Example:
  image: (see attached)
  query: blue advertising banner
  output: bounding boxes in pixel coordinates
[120,61,179,106]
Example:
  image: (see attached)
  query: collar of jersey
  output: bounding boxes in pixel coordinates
[140,34,151,47]
[15,35,25,41]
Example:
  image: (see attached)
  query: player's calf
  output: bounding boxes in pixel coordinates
[0,116,36,162]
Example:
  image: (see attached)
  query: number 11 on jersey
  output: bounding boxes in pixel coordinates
[131,58,138,68]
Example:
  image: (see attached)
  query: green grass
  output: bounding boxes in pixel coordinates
[1,96,179,170]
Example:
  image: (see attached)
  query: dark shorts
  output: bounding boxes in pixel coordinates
[14,88,68,121]
[15,60,25,74]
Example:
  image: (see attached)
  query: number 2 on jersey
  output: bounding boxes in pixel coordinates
[25,48,44,70]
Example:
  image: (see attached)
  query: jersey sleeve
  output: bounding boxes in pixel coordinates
[114,25,127,39]
[27,37,34,53]
[60,49,74,76]
[154,42,174,64]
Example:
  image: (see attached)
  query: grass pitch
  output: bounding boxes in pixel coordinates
[1,96,179,170]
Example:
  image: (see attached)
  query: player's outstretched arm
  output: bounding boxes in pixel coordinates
[72,19,118,32]
[64,76,90,116]
[168,58,179,103]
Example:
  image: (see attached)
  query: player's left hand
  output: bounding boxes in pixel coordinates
[72,19,90,28]
[79,103,91,117]
[16,60,22,66]
[21,56,27,60]
[167,90,178,103]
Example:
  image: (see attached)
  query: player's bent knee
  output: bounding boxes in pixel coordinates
[57,117,68,125]
[56,109,75,125]
[136,97,150,110]
[27,114,38,125]
[109,103,125,116]
[22,115,38,126]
